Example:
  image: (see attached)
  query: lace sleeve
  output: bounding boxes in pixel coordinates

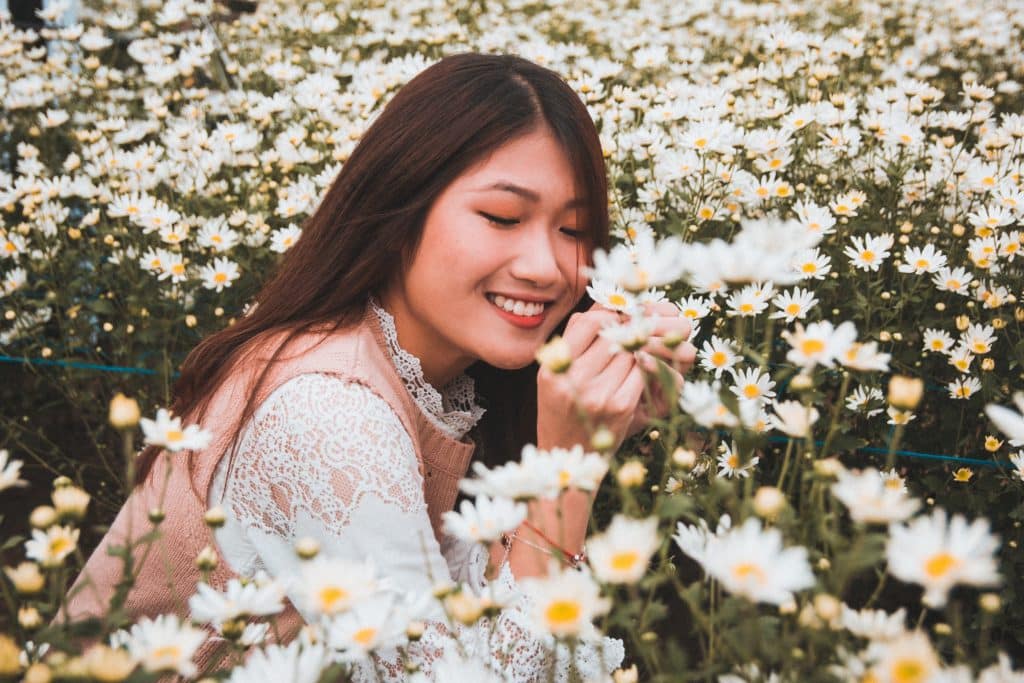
[213,373,623,681]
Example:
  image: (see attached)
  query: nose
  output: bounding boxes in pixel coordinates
[508,224,562,289]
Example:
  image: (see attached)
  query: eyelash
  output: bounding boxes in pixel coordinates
[478,212,586,239]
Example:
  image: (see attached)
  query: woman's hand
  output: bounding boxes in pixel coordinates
[536,300,696,453]
[627,300,698,435]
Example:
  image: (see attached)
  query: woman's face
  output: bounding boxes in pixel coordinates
[383,126,592,385]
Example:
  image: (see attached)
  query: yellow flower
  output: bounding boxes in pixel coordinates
[984,436,1003,452]
[952,468,973,483]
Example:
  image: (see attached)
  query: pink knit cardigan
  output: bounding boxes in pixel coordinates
[63,303,477,671]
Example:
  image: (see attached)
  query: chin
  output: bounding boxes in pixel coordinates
[479,346,540,371]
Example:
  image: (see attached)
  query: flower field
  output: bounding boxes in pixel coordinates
[2,0,1024,680]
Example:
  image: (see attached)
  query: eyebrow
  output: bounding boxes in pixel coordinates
[476,181,586,209]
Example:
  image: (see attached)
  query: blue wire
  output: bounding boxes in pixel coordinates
[1,354,1014,469]
[0,353,175,377]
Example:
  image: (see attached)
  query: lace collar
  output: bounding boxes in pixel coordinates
[368,297,486,440]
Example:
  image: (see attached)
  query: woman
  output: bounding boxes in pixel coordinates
[66,53,694,680]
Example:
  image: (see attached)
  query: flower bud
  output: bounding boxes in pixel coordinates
[613,664,639,683]
[30,505,58,529]
[0,635,20,677]
[980,593,1001,612]
[204,506,226,529]
[406,620,425,641]
[590,426,616,452]
[779,599,797,615]
[813,458,844,478]
[671,447,697,469]
[536,336,572,373]
[616,460,647,488]
[83,644,135,682]
[790,373,813,391]
[887,375,924,409]
[18,605,42,629]
[196,546,218,571]
[662,329,688,350]
[813,594,841,625]
[444,591,483,625]
[108,393,140,429]
[295,537,320,560]
[52,476,73,489]
[53,486,90,521]
[220,617,247,641]
[955,314,970,331]
[148,508,166,524]
[24,663,51,683]
[753,486,786,519]
[5,562,45,594]
[981,357,995,372]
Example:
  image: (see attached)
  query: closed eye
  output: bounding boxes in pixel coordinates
[479,211,519,226]
[560,228,586,239]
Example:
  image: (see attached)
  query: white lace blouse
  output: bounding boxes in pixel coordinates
[208,300,624,681]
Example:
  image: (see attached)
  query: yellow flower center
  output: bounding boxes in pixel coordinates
[352,627,377,647]
[930,340,946,349]
[171,264,185,275]
[545,600,581,627]
[835,204,850,214]
[49,537,73,556]
[785,303,801,315]
[914,259,929,269]
[610,551,640,571]
[214,273,228,283]
[319,586,349,610]
[3,242,15,253]
[711,351,728,367]
[683,308,698,319]
[166,429,183,442]
[743,384,761,399]
[740,302,754,313]
[694,137,707,148]
[800,339,825,356]
[769,158,783,169]
[860,250,875,262]
[151,645,182,663]
[699,206,714,219]
[608,294,627,307]
[924,552,958,579]
[801,262,818,273]
[891,659,927,683]
[972,342,989,354]
[726,454,739,468]
[558,470,571,487]
[732,562,765,584]
[776,185,791,197]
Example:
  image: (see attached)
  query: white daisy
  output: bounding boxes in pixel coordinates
[781,320,857,369]
[886,508,1000,608]
[831,468,920,524]
[769,287,818,322]
[198,257,241,293]
[224,638,331,683]
[716,441,759,479]
[519,562,610,639]
[120,614,208,678]
[729,367,776,402]
[295,556,383,619]
[0,449,26,492]
[921,329,954,355]
[585,515,660,585]
[188,577,285,631]
[985,393,1024,446]
[699,336,740,378]
[24,525,79,567]
[695,517,814,606]
[140,408,213,453]
[769,400,819,437]
[442,495,527,544]
[947,377,982,400]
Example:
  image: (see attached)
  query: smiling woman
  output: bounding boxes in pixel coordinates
[58,53,696,680]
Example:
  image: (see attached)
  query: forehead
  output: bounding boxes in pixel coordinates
[455,128,581,204]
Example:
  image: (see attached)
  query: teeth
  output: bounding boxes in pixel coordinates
[489,294,546,317]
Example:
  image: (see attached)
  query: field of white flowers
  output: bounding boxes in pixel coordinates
[2,0,1024,680]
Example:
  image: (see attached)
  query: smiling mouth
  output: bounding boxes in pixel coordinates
[485,293,550,318]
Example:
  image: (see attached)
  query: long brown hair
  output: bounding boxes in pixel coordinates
[136,52,610,484]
